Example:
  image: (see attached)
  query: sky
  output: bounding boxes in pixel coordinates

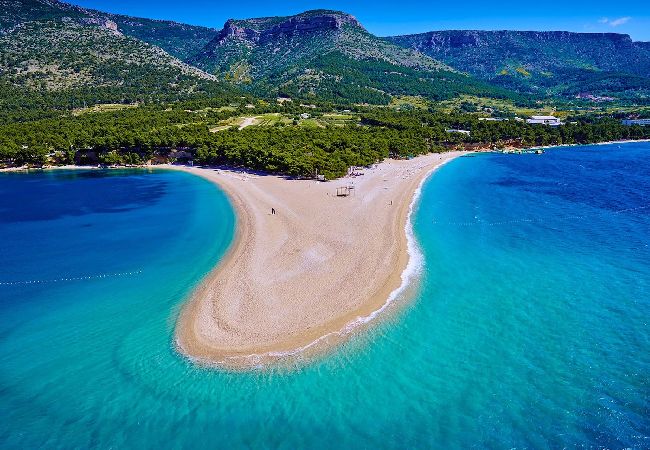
[66,0,650,41]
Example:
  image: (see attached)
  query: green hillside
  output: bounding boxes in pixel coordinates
[0,0,82,28]
[188,10,518,104]
[0,19,235,121]
[0,0,217,60]
[100,15,216,60]
[388,30,650,99]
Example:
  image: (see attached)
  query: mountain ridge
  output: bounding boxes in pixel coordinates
[186,9,521,104]
[190,10,451,73]
[0,19,219,91]
[3,1,650,110]
[0,0,218,60]
[387,30,650,98]
[0,0,237,119]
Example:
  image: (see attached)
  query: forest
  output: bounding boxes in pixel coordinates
[1,105,649,179]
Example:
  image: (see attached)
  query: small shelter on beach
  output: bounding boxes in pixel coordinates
[336,185,355,197]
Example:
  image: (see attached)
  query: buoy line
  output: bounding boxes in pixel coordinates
[0,270,143,286]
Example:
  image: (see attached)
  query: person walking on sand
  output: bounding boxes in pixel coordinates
[271,207,275,215]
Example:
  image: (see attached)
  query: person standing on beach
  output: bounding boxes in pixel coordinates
[271,208,275,215]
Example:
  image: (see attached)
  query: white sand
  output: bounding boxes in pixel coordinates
[171,152,465,367]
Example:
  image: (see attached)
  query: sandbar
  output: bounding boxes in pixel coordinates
[174,151,465,368]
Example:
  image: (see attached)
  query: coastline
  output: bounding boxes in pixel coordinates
[526,138,650,151]
[4,139,645,368]
[2,138,648,173]
[463,138,650,154]
[0,164,145,172]
[172,152,465,368]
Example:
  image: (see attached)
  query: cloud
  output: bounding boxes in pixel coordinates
[599,16,631,27]
[609,17,631,27]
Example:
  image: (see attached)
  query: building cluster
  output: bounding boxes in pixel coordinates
[575,93,616,102]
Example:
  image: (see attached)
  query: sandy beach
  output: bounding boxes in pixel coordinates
[173,151,464,367]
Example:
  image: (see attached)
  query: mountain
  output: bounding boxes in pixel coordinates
[3,3,517,109]
[0,0,235,119]
[9,2,647,109]
[388,30,650,98]
[0,19,217,93]
[191,10,448,74]
[0,0,217,60]
[0,0,78,28]
[97,15,216,61]
[188,10,517,104]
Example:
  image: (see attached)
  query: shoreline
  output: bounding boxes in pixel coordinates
[526,138,650,151]
[1,138,649,173]
[3,139,645,368]
[172,152,465,368]
[0,164,147,172]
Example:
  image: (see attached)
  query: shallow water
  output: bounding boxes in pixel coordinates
[1,144,648,448]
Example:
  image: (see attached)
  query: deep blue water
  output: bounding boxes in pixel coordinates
[0,144,648,448]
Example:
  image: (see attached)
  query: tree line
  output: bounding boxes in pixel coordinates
[1,106,648,179]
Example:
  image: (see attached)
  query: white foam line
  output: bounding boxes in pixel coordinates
[184,157,457,367]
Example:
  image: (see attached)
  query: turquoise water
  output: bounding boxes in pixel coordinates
[1,144,649,448]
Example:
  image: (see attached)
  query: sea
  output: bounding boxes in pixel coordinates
[0,143,648,448]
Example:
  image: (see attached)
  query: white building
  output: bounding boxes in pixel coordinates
[526,115,562,126]
[446,129,471,135]
[622,119,650,126]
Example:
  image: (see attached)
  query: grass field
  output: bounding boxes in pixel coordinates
[434,95,561,117]
[435,95,650,119]
[389,96,431,110]
[209,112,359,132]
[72,103,138,116]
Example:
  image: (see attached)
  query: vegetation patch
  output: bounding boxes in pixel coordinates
[515,67,531,77]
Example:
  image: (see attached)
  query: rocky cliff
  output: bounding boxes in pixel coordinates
[217,10,362,44]
[190,9,447,70]
[185,10,485,103]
